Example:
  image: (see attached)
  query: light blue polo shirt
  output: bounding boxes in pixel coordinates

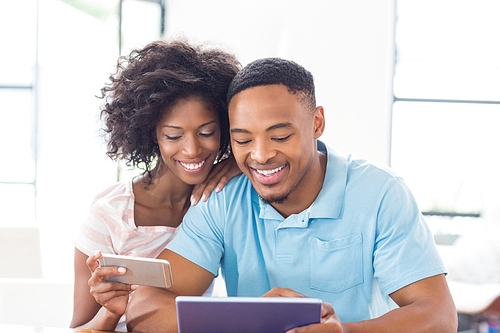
[167,141,446,323]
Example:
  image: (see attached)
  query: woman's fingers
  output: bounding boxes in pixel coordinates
[86,250,102,273]
[88,266,130,288]
[89,278,136,294]
[191,156,241,205]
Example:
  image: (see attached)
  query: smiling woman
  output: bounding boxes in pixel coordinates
[70,39,241,332]
[154,96,221,189]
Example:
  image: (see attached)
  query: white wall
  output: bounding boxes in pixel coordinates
[164,0,396,165]
[36,0,396,296]
[0,0,397,327]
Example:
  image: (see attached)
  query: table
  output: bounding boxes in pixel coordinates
[0,324,130,333]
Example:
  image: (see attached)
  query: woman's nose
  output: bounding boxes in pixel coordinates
[182,137,203,157]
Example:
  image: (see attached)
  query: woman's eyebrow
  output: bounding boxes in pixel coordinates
[198,120,217,128]
[163,120,217,129]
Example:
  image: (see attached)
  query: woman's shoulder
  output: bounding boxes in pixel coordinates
[89,179,134,213]
[93,180,133,200]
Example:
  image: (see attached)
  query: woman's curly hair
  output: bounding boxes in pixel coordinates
[100,39,241,182]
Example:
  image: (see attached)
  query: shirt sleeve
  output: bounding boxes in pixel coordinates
[167,191,226,276]
[372,177,447,295]
[73,197,118,256]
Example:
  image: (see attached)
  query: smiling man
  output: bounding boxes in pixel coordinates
[126,58,457,333]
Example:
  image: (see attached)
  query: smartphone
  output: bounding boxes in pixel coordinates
[98,253,173,289]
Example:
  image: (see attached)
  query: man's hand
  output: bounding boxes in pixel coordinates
[261,287,307,298]
[261,287,343,333]
[286,302,343,333]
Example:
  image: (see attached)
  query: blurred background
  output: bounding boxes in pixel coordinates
[0,0,499,331]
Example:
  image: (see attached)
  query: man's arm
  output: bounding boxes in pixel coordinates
[288,274,457,333]
[125,249,215,333]
[344,274,457,332]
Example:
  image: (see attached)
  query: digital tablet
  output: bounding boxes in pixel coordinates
[176,296,322,333]
[98,253,173,289]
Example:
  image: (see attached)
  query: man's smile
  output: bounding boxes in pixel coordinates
[250,164,287,185]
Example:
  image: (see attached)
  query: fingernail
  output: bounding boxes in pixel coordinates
[190,195,195,206]
[93,250,100,257]
[131,285,138,290]
[201,194,207,202]
[215,186,221,193]
[118,267,126,273]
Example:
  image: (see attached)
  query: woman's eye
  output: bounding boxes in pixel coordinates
[200,131,215,138]
[274,134,292,142]
[166,135,181,141]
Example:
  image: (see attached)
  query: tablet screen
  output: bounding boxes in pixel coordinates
[176,296,322,333]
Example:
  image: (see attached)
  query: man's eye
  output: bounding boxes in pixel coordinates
[166,135,181,141]
[234,139,251,145]
[274,135,292,142]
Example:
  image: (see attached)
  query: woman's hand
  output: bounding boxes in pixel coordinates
[190,155,242,205]
[87,251,137,318]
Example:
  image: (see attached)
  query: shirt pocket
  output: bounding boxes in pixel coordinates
[309,233,363,293]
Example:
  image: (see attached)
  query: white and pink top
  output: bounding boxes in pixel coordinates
[75,179,178,259]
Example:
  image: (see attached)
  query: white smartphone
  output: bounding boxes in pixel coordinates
[98,253,173,289]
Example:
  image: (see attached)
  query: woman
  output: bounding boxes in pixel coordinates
[70,39,241,331]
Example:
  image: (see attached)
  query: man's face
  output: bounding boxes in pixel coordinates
[229,84,322,205]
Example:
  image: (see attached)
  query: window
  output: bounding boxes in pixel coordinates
[0,1,38,223]
[392,1,500,236]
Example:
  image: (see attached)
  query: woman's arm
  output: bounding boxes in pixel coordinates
[70,248,134,330]
[126,249,215,333]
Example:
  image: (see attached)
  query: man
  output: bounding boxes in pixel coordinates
[126,58,457,332]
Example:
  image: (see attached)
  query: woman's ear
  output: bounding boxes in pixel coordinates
[313,106,326,139]
[152,129,158,144]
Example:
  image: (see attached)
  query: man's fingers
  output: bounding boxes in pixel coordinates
[321,302,336,321]
[261,287,307,298]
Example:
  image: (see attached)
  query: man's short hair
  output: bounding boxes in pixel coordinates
[227,58,316,111]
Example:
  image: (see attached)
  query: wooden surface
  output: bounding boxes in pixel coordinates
[0,324,128,333]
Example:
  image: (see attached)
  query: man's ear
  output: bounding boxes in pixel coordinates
[313,106,326,139]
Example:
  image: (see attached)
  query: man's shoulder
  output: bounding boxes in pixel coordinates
[195,173,255,212]
[323,146,396,188]
[346,155,400,180]
[220,173,253,195]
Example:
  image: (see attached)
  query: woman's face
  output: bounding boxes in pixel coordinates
[156,96,221,185]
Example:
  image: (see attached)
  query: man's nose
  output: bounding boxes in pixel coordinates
[250,140,275,163]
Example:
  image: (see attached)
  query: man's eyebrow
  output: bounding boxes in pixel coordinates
[230,122,293,134]
[230,128,251,134]
[266,122,293,131]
